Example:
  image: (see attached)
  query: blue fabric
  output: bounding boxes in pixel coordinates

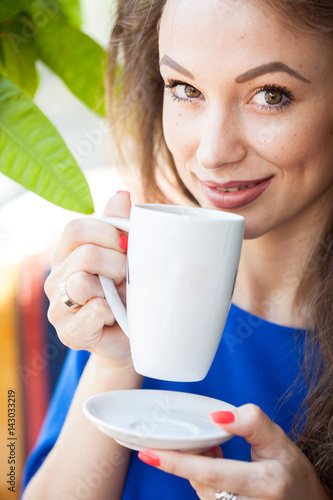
[21,304,307,499]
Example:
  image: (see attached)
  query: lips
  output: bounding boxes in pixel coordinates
[200,176,273,209]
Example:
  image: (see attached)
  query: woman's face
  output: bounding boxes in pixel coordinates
[159,0,333,239]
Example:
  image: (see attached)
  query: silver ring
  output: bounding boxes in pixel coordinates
[58,282,81,310]
[214,492,238,500]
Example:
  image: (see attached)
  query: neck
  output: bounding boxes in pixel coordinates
[233,213,327,328]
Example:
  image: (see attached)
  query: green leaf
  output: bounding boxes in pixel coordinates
[31,6,106,116]
[0,17,38,97]
[35,0,82,29]
[0,76,94,213]
[0,0,35,22]
[57,0,82,28]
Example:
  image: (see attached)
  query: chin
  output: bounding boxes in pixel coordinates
[242,220,270,240]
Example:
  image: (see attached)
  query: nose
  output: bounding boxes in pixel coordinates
[196,107,247,169]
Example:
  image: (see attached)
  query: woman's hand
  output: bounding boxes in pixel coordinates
[138,404,329,500]
[44,191,133,368]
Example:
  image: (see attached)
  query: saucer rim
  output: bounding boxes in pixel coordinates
[83,389,235,450]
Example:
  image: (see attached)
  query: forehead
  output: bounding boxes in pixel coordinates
[159,0,329,80]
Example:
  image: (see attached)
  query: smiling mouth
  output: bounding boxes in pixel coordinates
[215,182,258,193]
[200,176,273,209]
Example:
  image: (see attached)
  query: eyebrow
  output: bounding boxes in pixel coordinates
[159,55,194,79]
[235,62,311,84]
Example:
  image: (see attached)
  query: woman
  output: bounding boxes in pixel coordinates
[22,0,333,498]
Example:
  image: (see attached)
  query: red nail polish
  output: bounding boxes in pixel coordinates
[138,451,160,467]
[119,234,128,251]
[210,411,235,425]
[116,190,131,199]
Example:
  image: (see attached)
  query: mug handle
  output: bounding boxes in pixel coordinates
[98,217,131,338]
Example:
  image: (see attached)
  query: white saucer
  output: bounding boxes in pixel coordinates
[83,390,235,452]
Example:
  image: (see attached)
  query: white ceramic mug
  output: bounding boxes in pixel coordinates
[99,204,244,382]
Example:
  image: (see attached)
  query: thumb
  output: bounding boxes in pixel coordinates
[210,404,289,459]
[103,191,132,219]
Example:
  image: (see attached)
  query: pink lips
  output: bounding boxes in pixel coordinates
[200,176,273,209]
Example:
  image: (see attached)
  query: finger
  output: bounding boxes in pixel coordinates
[52,218,126,267]
[196,447,223,459]
[57,299,132,361]
[199,447,220,459]
[191,480,252,500]
[56,244,127,286]
[56,297,116,351]
[102,190,132,217]
[52,191,131,266]
[64,272,104,307]
[138,450,263,497]
[209,405,290,459]
[190,447,225,497]
[213,446,223,459]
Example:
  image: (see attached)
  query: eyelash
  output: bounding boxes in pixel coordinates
[164,79,199,103]
[253,84,295,111]
[164,79,295,111]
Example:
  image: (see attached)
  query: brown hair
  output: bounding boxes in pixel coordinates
[296,216,333,496]
[259,2,333,495]
[106,0,196,204]
[107,0,333,494]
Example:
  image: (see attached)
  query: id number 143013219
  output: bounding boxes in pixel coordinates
[7,389,16,493]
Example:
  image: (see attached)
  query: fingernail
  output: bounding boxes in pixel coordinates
[209,411,235,425]
[119,234,128,251]
[138,451,160,467]
[116,190,131,199]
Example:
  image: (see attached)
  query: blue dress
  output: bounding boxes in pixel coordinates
[21,304,307,499]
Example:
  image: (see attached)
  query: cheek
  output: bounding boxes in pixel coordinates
[162,102,198,164]
[246,114,297,163]
[247,113,333,179]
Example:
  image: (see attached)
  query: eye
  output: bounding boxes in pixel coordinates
[250,84,295,111]
[164,79,203,103]
[253,89,284,106]
[178,85,202,99]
